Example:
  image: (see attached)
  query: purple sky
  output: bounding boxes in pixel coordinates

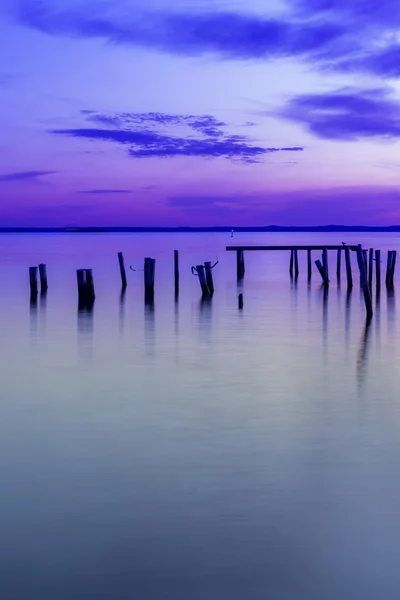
[1,0,400,226]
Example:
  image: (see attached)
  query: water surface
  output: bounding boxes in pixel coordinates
[1,232,400,599]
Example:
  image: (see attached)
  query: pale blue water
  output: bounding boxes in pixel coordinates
[0,232,400,599]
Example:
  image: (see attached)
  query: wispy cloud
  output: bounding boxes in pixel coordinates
[0,170,58,182]
[12,1,345,61]
[84,111,227,137]
[9,0,400,81]
[278,86,400,140]
[51,110,303,162]
[77,189,132,194]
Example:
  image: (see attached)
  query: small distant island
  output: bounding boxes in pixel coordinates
[1,225,400,233]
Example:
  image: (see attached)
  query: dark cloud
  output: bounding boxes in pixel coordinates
[52,126,302,162]
[0,170,58,182]
[77,189,132,194]
[291,0,399,26]
[278,87,400,140]
[334,45,400,78]
[85,111,227,137]
[13,0,400,80]
[51,110,303,162]
[13,2,345,61]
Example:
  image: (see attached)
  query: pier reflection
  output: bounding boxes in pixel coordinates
[77,303,94,364]
[144,298,155,357]
[357,317,372,389]
[119,286,126,337]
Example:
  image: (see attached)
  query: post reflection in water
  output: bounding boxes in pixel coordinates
[197,295,213,344]
[29,293,38,344]
[144,298,155,357]
[119,287,126,337]
[387,284,395,332]
[77,302,94,364]
[357,317,372,390]
[345,288,353,351]
[375,286,381,347]
[319,284,329,359]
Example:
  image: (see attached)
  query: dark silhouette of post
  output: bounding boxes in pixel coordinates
[336,249,341,280]
[29,266,38,296]
[368,248,373,289]
[174,250,179,296]
[386,251,394,286]
[294,250,299,278]
[357,244,373,319]
[196,265,209,296]
[236,250,245,279]
[344,247,353,289]
[315,259,329,285]
[307,249,312,280]
[289,250,294,277]
[38,263,48,293]
[144,257,156,301]
[204,261,214,294]
[375,249,381,288]
[322,248,328,281]
[118,252,127,288]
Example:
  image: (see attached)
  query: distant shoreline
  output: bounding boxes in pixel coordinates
[1,226,400,233]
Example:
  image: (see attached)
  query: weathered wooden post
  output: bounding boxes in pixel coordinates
[289,249,294,277]
[38,263,48,293]
[204,261,215,294]
[315,259,329,285]
[307,249,312,280]
[322,248,328,280]
[336,249,341,279]
[375,249,381,288]
[118,252,127,288]
[368,248,373,289]
[357,244,373,319]
[174,250,179,296]
[344,247,353,289]
[294,250,299,278]
[391,250,397,285]
[386,251,394,286]
[29,266,38,296]
[144,257,156,300]
[238,293,244,309]
[85,269,95,303]
[236,250,245,279]
[77,269,86,304]
[196,265,210,296]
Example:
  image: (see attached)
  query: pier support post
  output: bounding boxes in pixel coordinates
[336,249,341,280]
[368,248,374,289]
[344,247,353,289]
[357,245,373,319]
[375,249,381,288]
[386,251,394,286]
[204,261,215,294]
[38,263,48,293]
[238,293,244,309]
[294,250,299,278]
[236,250,245,280]
[307,249,312,281]
[289,250,294,277]
[196,265,210,296]
[144,257,156,301]
[315,259,329,285]
[174,250,179,296]
[29,266,38,296]
[322,248,328,281]
[118,252,127,288]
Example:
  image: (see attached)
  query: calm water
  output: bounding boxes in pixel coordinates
[1,232,400,599]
